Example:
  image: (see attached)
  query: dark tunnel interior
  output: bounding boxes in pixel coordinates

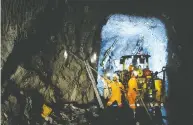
[1,0,193,125]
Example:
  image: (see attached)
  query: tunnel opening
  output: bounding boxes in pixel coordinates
[97,14,171,125]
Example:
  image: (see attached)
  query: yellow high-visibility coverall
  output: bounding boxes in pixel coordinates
[127,77,138,110]
[154,79,162,102]
[104,78,124,106]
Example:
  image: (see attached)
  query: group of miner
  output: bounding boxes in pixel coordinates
[101,64,149,114]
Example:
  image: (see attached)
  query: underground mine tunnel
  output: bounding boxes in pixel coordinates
[1,0,193,125]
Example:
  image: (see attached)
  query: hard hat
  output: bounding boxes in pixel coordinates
[113,74,119,80]
[113,73,118,78]
[133,70,138,77]
[128,65,134,71]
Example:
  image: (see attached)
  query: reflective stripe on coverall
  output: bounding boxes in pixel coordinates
[104,78,124,106]
[127,77,138,110]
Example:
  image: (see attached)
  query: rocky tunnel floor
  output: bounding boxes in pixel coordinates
[1,92,160,125]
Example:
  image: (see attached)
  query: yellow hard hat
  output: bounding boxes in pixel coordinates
[128,65,134,71]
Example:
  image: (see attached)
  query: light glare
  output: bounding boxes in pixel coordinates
[64,50,68,59]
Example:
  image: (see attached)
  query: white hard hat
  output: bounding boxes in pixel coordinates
[133,70,138,76]
[113,73,118,78]
[113,74,119,80]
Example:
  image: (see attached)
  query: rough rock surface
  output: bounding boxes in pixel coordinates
[1,1,99,124]
[1,99,100,125]
[1,0,49,68]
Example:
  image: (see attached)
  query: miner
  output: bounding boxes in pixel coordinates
[102,74,125,107]
[127,70,139,112]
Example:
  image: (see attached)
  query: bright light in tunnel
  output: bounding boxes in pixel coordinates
[64,50,68,59]
[97,14,168,97]
[91,53,97,63]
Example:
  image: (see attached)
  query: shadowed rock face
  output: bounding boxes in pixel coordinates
[1,1,98,124]
[1,0,97,104]
[1,0,49,68]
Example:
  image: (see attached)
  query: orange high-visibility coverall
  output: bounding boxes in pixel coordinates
[104,78,124,106]
[127,77,138,110]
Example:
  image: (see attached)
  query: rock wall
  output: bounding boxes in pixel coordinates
[1,0,99,104]
[1,0,49,68]
[1,1,99,124]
